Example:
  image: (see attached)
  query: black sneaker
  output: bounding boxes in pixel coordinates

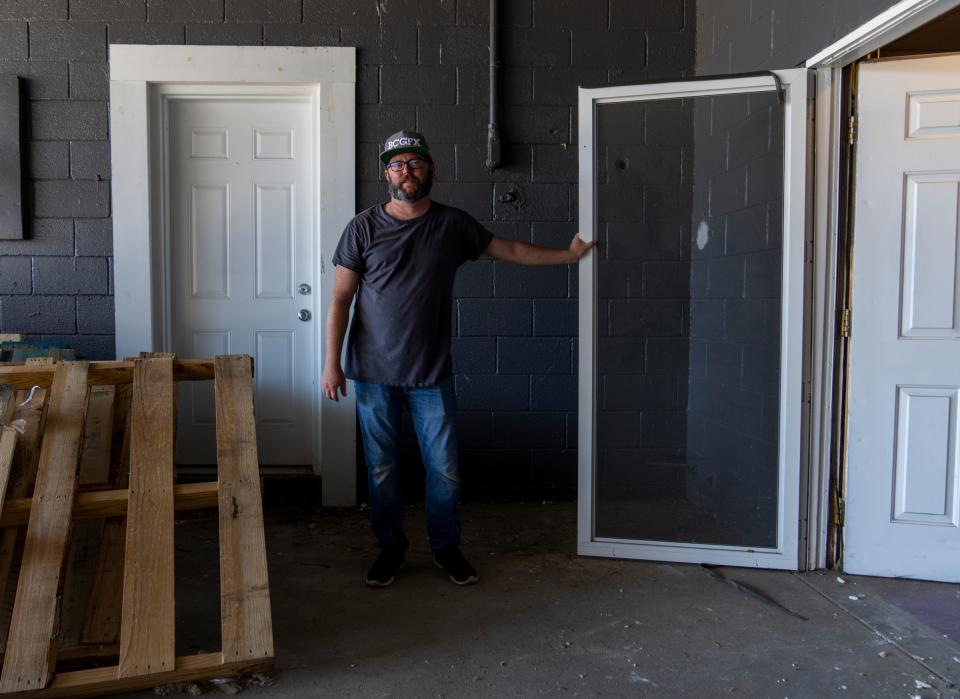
[365,547,405,587]
[433,546,479,585]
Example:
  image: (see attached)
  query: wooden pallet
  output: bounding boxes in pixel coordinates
[0,355,273,698]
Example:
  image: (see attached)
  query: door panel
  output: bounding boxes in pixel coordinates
[901,173,960,337]
[845,55,960,582]
[168,98,315,466]
[578,70,810,568]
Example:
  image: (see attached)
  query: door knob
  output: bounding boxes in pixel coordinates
[298,309,311,321]
[298,283,311,295]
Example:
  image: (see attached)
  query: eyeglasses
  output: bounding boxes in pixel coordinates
[385,158,429,172]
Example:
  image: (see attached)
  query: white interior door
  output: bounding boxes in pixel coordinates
[168,96,315,466]
[577,70,810,568]
[845,54,960,582]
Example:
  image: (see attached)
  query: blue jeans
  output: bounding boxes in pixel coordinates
[354,377,461,551]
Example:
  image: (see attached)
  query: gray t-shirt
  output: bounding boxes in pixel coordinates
[332,201,493,386]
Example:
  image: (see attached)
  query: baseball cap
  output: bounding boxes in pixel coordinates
[379,130,432,165]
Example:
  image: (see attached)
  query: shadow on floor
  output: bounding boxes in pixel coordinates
[119,500,959,698]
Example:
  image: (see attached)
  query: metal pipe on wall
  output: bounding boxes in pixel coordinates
[486,0,501,170]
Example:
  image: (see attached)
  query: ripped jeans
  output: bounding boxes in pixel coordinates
[354,377,461,552]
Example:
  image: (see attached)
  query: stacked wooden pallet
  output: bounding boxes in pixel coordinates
[0,355,273,698]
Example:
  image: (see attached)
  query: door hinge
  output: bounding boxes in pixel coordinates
[840,308,851,338]
[848,115,857,145]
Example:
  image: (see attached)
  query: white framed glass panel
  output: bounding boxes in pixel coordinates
[577,70,810,569]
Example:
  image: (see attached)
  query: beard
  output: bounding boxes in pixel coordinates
[388,171,433,203]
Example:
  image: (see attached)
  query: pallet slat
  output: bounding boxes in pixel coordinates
[0,360,216,390]
[77,387,114,487]
[0,429,14,505]
[29,653,270,699]
[118,358,176,678]
[0,482,219,528]
[60,388,118,651]
[80,384,133,648]
[0,387,13,426]
[0,367,52,656]
[0,362,90,693]
[215,356,274,662]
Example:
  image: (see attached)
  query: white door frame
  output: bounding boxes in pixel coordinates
[804,0,960,568]
[109,45,357,506]
[577,70,810,569]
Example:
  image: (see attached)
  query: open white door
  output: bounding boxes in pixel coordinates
[577,70,810,569]
[844,54,960,582]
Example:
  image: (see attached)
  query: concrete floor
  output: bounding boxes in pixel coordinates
[119,499,960,698]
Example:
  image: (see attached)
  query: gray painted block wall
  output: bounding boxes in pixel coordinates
[0,0,694,499]
[696,0,901,74]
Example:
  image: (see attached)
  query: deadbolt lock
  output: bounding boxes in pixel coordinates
[298,283,311,295]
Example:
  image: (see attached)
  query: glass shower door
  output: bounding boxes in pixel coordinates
[577,71,810,568]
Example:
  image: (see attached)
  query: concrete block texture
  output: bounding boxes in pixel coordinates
[76,294,114,333]
[455,373,529,412]
[698,0,899,72]
[226,0,300,22]
[494,261,567,298]
[30,21,106,61]
[531,374,576,411]
[185,22,263,44]
[304,0,379,25]
[1,295,76,334]
[457,65,534,107]
[380,64,456,104]
[39,333,113,359]
[70,140,111,180]
[535,0,607,29]
[31,101,108,140]
[108,22,186,45]
[34,256,109,294]
[533,299,576,337]
[0,22,28,61]
[74,218,113,256]
[264,23,338,46]
[457,0,531,27]
[502,28,569,67]
[68,62,109,100]
[378,0,456,27]
[146,0,223,23]
[0,219,74,256]
[34,180,110,218]
[493,412,565,449]
[459,299,532,337]
[451,337,496,373]
[30,141,70,179]
[0,257,32,294]
[0,0,68,20]
[0,61,68,100]
[418,25,488,65]
[71,0,145,21]
[497,337,571,375]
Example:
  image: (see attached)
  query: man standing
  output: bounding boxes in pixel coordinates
[322,131,594,587]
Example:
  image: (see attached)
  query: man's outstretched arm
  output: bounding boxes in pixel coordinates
[484,233,595,265]
[321,265,360,401]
